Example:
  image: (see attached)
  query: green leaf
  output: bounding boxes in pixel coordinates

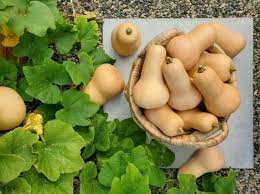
[167,174,197,194]
[76,16,99,53]
[0,0,16,9]
[201,173,217,192]
[33,120,85,181]
[23,59,71,104]
[82,144,96,159]
[36,104,63,123]
[109,163,151,194]
[96,135,134,165]
[0,154,25,184]
[76,126,96,159]
[65,52,94,85]
[23,168,74,194]
[144,140,175,167]
[98,145,165,188]
[13,33,54,65]
[98,151,129,187]
[214,169,236,194]
[0,57,18,81]
[48,18,78,54]
[90,48,116,67]
[146,165,166,188]
[0,80,17,89]
[0,177,31,194]
[91,114,117,152]
[79,162,108,194]
[8,1,56,37]
[56,89,99,126]
[0,6,15,25]
[17,78,33,102]
[38,0,60,20]
[114,118,146,146]
[0,128,38,176]
[129,146,166,188]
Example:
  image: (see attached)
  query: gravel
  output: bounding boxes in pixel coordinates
[58,0,259,193]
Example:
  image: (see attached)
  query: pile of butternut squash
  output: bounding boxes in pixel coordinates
[133,22,246,137]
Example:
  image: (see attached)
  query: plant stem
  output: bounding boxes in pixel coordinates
[197,64,205,73]
[126,28,132,35]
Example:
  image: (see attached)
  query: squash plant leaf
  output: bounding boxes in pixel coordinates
[166,174,197,194]
[98,145,166,188]
[110,163,151,194]
[38,0,60,21]
[144,139,175,167]
[55,89,99,127]
[14,32,54,65]
[7,1,56,37]
[0,0,16,9]
[76,16,98,53]
[48,18,78,54]
[0,177,31,194]
[23,58,71,104]
[33,120,85,181]
[113,118,146,146]
[0,128,38,183]
[0,57,17,89]
[79,162,108,194]
[17,78,33,102]
[65,52,94,85]
[90,48,116,67]
[23,168,74,194]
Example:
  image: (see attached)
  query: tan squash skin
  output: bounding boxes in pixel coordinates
[177,108,219,133]
[178,147,224,178]
[0,87,26,131]
[192,65,240,117]
[166,23,216,70]
[210,22,246,58]
[133,44,169,109]
[162,58,201,111]
[144,105,184,137]
[111,22,141,56]
[81,64,125,106]
[189,52,235,82]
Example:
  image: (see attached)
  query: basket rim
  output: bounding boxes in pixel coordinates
[125,27,237,148]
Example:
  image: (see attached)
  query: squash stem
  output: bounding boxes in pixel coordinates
[126,28,132,35]
[212,122,220,129]
[230,65,236,73]
[166,57,173,64]
[197,64,205,73]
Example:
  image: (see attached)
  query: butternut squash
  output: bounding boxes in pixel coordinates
[189,52,235,82]
[0,87,26,131]
[192,65,240,117]
[166,23,216,70]
[111,22,141,56]
[144,105,184,137]
[178,147,224,178]
[133,44,169,109]
[177,108,219,133]
[162,58,201,111]
[210,22,246,58]
[81,64,125,106]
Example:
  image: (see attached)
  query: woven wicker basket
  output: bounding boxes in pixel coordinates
[125,28,237,148]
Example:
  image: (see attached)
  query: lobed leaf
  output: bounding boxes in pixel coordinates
[33,120,85,181]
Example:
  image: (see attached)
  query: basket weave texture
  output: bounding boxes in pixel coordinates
[125,28,237,148]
